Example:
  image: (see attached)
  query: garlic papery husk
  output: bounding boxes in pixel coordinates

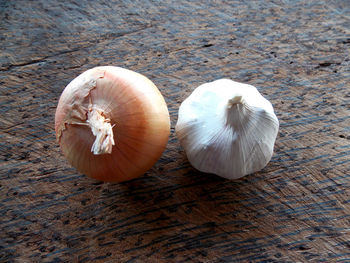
[55,66,170,182]
[175,79,279,179]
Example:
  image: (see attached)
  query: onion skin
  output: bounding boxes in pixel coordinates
[55,66,170,182]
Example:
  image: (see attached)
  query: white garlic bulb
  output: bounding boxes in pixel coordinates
[175,79,279,179]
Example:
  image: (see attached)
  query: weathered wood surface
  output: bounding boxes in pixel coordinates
[1,0,349,262]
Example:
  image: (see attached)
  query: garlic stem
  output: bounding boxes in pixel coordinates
[87,106,115,155]
[225,95,248,128]
[228,95,244,107]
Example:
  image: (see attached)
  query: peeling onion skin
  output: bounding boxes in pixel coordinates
[55,66,170,182]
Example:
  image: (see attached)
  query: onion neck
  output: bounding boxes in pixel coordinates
[87,107,115,155]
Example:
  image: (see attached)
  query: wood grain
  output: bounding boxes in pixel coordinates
[1,0,349,262]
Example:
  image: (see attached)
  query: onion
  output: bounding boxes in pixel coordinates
[55,66,170,182]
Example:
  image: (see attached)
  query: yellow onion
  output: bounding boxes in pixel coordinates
[55,66,170,182]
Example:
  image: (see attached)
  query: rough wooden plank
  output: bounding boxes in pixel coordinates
[1,0,349,262]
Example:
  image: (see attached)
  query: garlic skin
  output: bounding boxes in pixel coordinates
[55,66,170,182]
[175,79,279,179]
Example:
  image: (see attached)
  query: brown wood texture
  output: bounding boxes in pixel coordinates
[1,0,349,262]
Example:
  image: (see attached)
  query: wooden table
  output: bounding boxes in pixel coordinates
[1,1,349,262]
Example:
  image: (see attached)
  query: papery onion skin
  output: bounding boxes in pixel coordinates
[55,66,170,182]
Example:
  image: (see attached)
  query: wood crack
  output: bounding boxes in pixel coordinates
[0,25,151,72]
[0,48,80,71]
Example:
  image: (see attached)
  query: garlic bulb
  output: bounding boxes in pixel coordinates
[55,66,170,182]
[175,79,279,179]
